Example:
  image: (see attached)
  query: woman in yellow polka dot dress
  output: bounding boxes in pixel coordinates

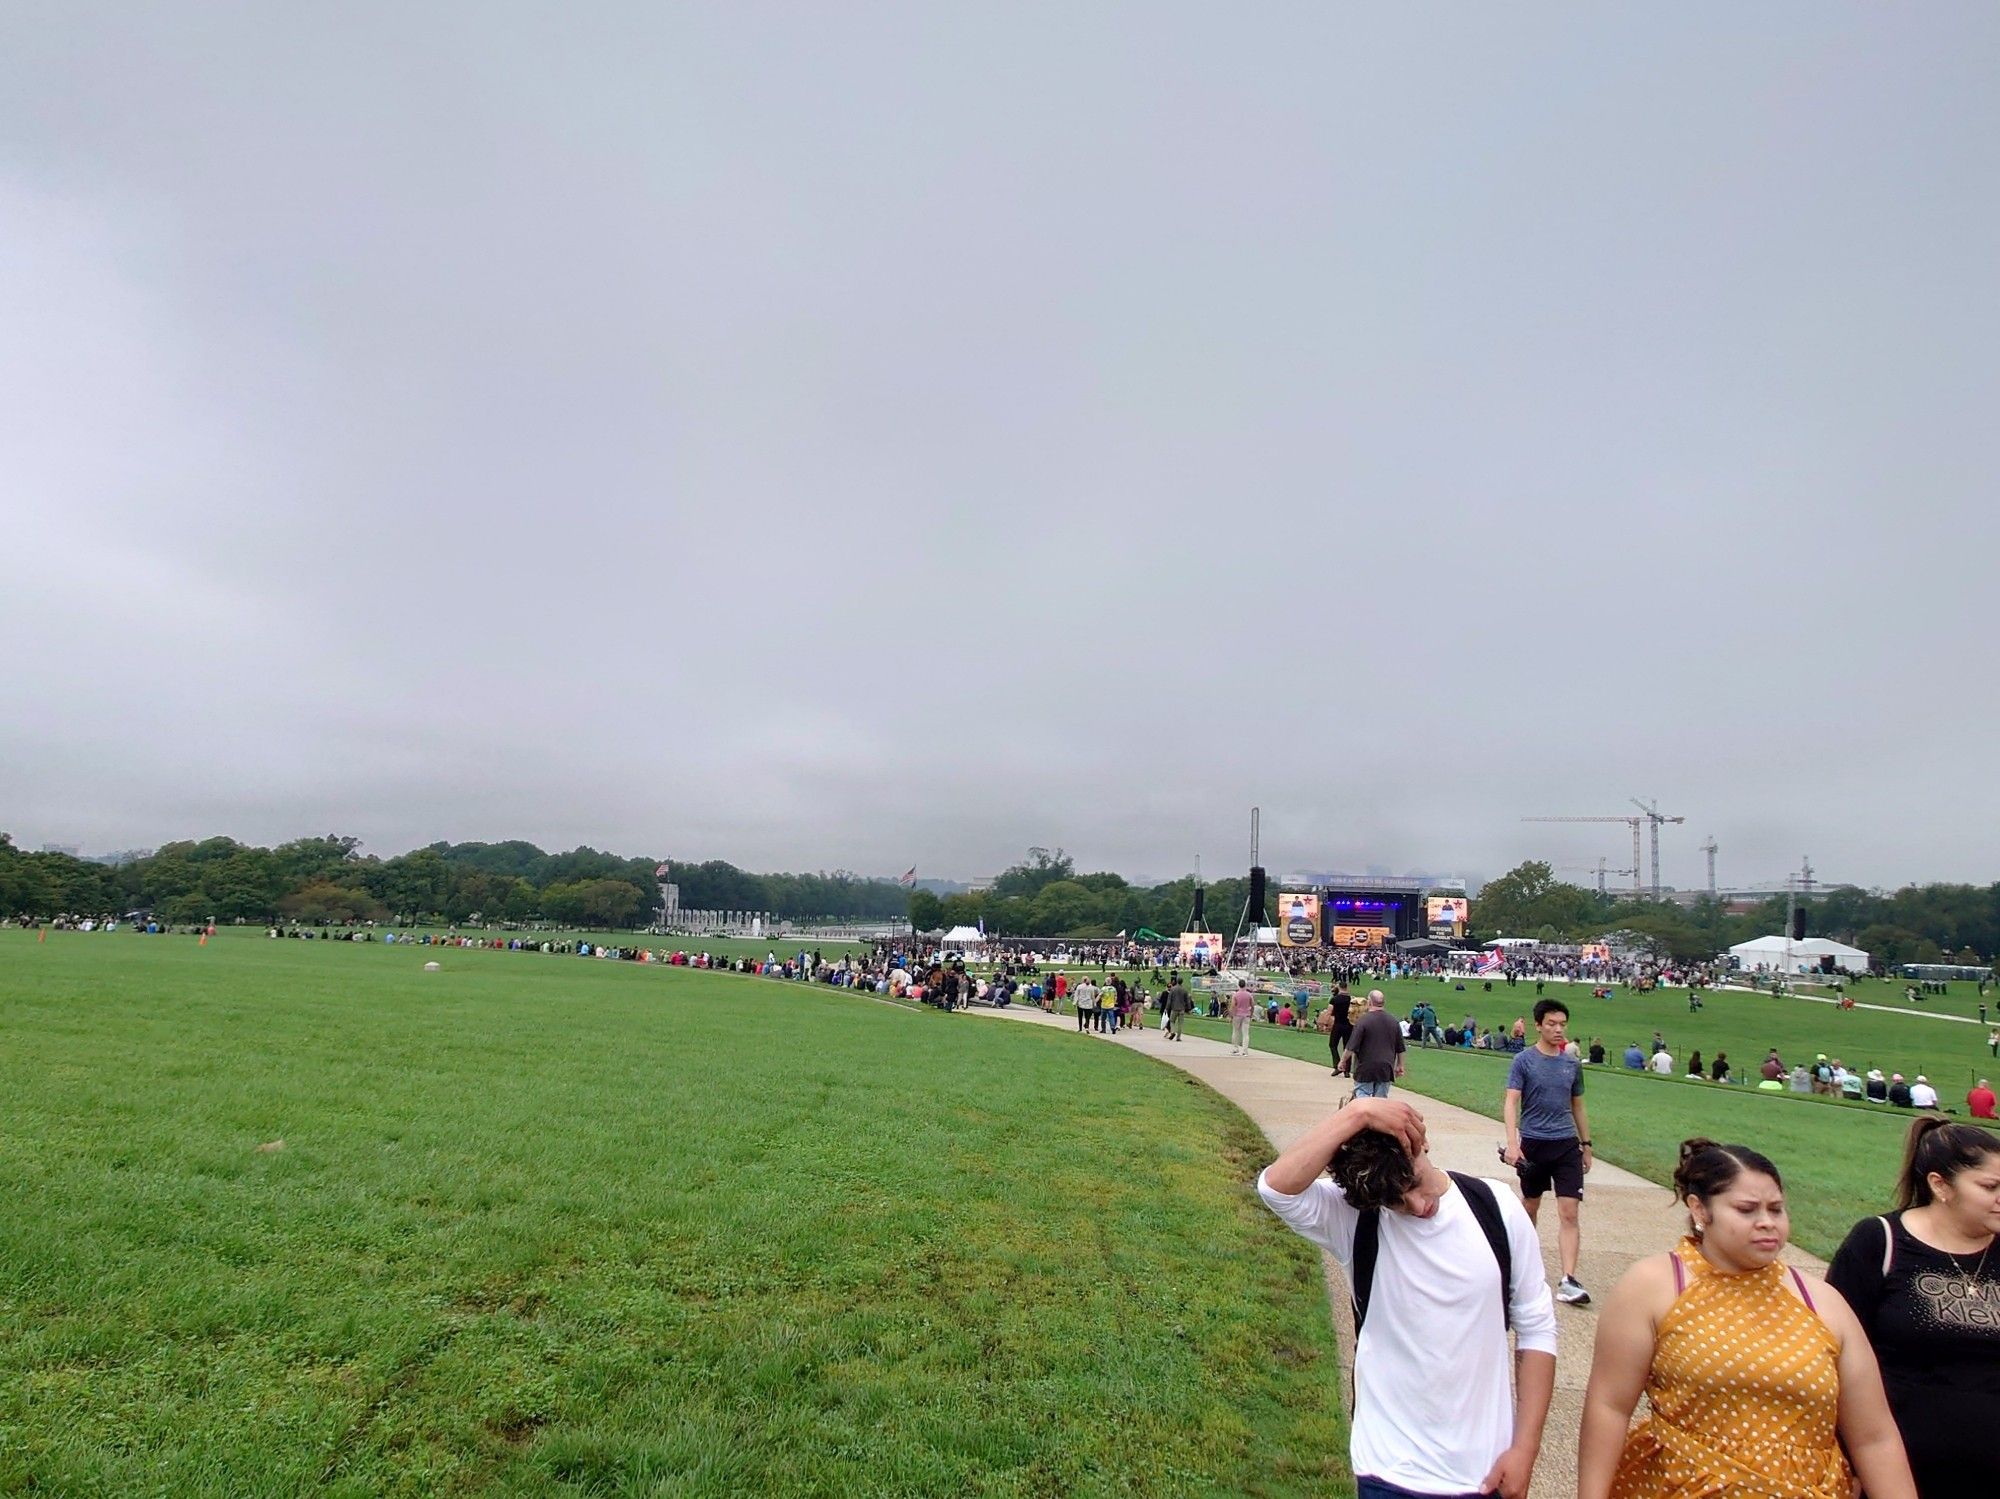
[1576,1138,1917,1499]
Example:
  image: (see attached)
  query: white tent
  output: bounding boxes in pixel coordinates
[1728,934,1870,975]
[940,924,986,951]
[1798,937,1870,973]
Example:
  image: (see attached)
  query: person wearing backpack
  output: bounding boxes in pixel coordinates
[1259,1097,1557,1499]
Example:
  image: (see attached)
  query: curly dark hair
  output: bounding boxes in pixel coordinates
[1330,1128,1418,1211]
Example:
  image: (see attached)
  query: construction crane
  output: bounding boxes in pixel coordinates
[1699,836,1718,897]
[1631,799,1686,900]
[1559,859,1639,897]
[1523,816,1644,895]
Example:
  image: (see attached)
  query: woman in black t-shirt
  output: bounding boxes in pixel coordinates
[1827,1118,2000,1499]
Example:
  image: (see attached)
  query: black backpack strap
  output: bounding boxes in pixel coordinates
[1448,1172,1513,1332]
[1351,1206,1381,1335]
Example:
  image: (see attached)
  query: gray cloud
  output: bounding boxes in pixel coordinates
[5,5,1996,889]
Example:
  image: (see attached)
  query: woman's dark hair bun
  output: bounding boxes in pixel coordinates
[1672,1138,1781,1204]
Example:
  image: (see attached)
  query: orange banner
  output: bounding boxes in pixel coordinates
[1330,925,1387,950]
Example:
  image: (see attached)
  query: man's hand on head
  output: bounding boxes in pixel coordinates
[1350,1097,1426,1160]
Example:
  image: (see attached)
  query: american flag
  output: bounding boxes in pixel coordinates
[1475,949,1504,974]
[897,866,917,887]
[654,862,670,878]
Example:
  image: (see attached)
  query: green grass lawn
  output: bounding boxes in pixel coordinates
[1,930,1343,1497]
[1172,974,2000,1259]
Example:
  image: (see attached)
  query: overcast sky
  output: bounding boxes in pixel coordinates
[5,5,1996,892]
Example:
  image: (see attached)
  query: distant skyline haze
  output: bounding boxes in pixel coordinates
[4,5,1996,891]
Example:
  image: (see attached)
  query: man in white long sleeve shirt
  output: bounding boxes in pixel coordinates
[1258,1098,1558,1499]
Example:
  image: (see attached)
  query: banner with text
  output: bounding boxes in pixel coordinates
[1426,896,1468,939]
[1278,892,1321,948]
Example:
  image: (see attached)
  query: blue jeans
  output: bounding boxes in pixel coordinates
[1356,1478,1484,1499]
[1352,1080,1392,1099]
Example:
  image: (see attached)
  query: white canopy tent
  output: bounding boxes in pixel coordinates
[1728,934,1870,975]
[940,924,986,952]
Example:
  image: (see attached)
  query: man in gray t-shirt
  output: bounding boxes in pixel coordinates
[1502,998,1594,1306]
[1346,990,1405,1099]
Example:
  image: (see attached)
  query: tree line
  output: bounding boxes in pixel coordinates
[911,851,1999,972]
[0,833,911,928]
[907,847,1254,943]
[6,831,1993,966]
[1469,860,1999,970]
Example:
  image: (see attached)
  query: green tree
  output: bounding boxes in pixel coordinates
[1471,861,1601,939]
[991,848,1074,901]
[1030,880,1098,935]
[539,882,587,926]
[577,878,645,928]
[907,890,944,933]
[372,849,451,920]
[280,881,387,924]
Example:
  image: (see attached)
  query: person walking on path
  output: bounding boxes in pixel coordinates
[1503,998,1594,1307]
[1348,990,1405,1099]
[1259,1096,1558,1499]
[1164,977,1192,1042]
[1228,978,1256,1055]
[1072,978,1096,1033]
[1576,1139,1916,1499]
[1328,982,1355,1074]
[1826,1118,2000,1499]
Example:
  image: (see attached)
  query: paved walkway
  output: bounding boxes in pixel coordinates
[969,1004,1827,1499]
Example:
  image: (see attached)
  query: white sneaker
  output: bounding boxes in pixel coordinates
[1556,1275,1591,1306]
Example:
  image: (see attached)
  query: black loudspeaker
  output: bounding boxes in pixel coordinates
[1193,887,1206,925]
[1248,866,1267,921]
[1791,909,1808,941]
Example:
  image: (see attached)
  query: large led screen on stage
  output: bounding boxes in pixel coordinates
[1426,896,1468,939]
[1278,893,1321,948]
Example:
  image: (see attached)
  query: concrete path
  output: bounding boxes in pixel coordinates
[969,1004,1827,1499]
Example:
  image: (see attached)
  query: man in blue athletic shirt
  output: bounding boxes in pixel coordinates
[1502,998,1593,1306]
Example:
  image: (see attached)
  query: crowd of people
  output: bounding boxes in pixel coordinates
[1261,1056,1999,1497]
